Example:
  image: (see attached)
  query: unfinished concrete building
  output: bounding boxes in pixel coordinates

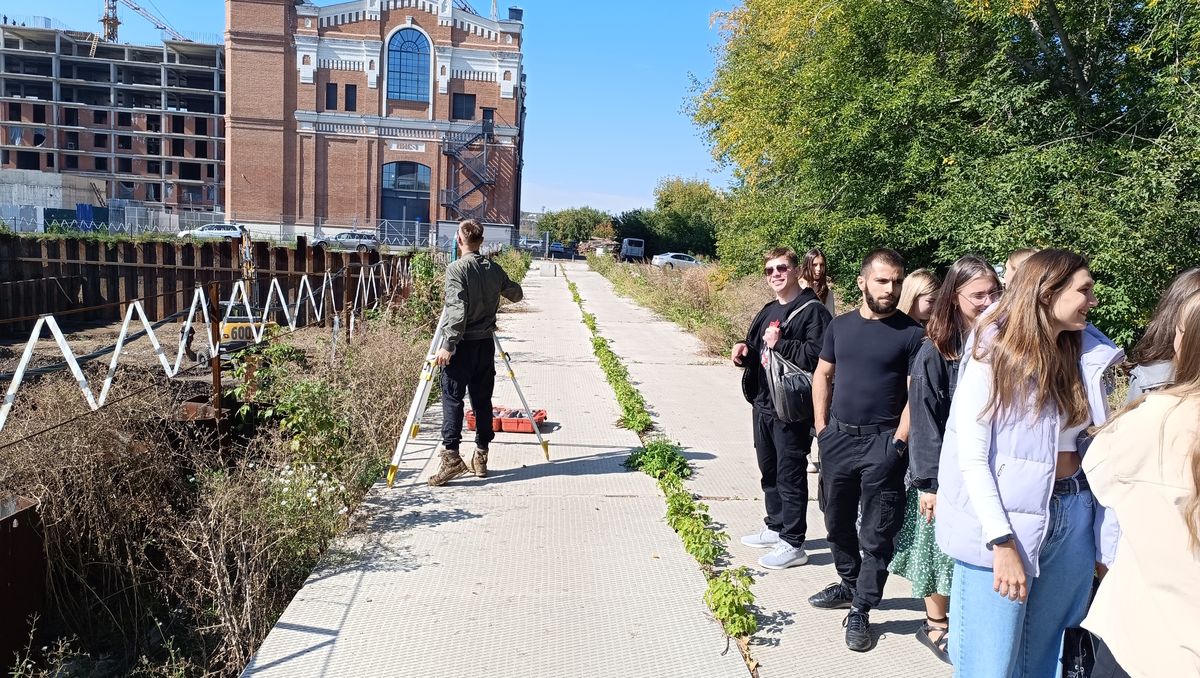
[0,21,225,213]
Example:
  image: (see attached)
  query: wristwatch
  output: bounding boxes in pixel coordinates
[988,533,1015,547]
[892,438,908,454]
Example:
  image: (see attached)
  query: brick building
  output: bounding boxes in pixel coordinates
[0,21,225,212]
[225,0,526,233]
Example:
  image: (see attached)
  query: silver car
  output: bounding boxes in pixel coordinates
[177,223,245,241]
[312,231,380,253]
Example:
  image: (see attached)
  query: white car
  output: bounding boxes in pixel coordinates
[312,231,380,253]
[178,223,244,241]
[651,252,702,269]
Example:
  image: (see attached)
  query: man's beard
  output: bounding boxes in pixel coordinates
[865,289,896,314]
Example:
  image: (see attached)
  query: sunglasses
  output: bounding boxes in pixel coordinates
[764,264,791,276]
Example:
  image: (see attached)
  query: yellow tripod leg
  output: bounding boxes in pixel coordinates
[494,335,550,461]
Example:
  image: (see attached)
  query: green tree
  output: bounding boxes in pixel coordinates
[537,207,613,245]
[695,0,1200,345]
[651,177,723,255]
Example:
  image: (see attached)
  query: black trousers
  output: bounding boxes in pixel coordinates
[753,408,812,548]
[1090,636,1132,678]
[440,337,496,451]
[817,423,907,612]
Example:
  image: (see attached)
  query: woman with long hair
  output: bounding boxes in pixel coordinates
[799,248,838,317]
[890,256,1000,663]
[935,249,1123,676]
[1082,290,1200,677]
[1125,268,1200,401]
[898,268,940,324]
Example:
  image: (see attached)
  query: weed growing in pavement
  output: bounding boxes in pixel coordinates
[559,266,757,653]
[659,472,728,566]
[625,438,691,478]
[705,567,758,638]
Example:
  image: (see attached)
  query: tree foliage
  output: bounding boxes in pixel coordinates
[695,0,1200,345]
[537,206,613,245]
[611,178,724,256]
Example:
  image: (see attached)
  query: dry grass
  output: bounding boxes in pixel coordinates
[1,314,433,675]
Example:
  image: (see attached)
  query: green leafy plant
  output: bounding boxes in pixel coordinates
[705,567,758,638]
[625,439,692,478]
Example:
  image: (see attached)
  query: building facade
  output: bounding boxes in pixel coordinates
[0,22,225,212]
[225,0,526,231]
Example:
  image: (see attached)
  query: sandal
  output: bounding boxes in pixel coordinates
[917,615,951,664]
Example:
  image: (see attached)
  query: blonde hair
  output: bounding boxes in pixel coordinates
[898,268,939,319]
[1005,248,1038,286]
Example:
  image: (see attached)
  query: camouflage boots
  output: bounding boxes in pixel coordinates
[427,448,469,486]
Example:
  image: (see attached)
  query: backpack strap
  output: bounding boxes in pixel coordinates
[782,298,821,327]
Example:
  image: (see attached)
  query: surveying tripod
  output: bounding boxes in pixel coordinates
[385,309,549,488]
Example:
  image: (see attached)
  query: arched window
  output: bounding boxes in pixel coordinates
[386,28,430,102]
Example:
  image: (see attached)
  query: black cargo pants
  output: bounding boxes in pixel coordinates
[817,420,908,612]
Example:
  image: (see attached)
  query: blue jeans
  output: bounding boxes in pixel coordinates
[949,489,1096,678]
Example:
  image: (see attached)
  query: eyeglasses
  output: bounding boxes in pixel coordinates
[960,289,1002,303]
[764,264,791,276]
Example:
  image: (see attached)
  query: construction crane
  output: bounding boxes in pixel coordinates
[100,0,191,43]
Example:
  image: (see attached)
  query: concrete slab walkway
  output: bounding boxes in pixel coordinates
[567,261,954,678]
[243,264,747,677]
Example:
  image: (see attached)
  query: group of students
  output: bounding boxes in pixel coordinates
[733,245,1200,677]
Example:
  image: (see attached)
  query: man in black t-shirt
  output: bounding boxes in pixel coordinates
[732,247,831,571]
[806,248,925,652]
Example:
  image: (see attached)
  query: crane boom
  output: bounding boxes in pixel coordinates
[101,0,192,42]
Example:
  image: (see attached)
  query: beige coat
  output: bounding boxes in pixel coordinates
[1082,393,1200,677]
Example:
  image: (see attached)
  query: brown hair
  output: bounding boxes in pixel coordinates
[973,249,1091,426]
[1170,292,1200,551]
[763,247,798,269]
[1130,267,1200,366]
[860,248,905,277]
[459,219,485,247]
[801,247,829,302]
[926,256,1000,360]
[898,268,940,320]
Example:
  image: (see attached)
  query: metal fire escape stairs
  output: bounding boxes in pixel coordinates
[439,119,496,222]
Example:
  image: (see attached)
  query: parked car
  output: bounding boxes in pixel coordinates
[549,242,565,254]
[312,231,380,253]
[620,237,645,262]
[651,252,702,269]
[178,223,245,241]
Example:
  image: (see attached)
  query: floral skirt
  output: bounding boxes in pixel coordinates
[888,487,954,598]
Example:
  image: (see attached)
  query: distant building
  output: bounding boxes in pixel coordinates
[225,0,527,230]
[0,22,225,211]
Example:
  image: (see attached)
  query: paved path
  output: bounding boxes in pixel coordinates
[243,263,746,677]
[568,262,954,678]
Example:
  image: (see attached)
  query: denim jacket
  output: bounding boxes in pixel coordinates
[935,323,1124,575]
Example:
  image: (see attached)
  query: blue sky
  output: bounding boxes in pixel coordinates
[29,0,736,214]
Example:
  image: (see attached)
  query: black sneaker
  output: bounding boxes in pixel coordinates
[843,608,872,652]
[807,582,854,609]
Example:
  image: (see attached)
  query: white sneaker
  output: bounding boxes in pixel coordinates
[740,527,780,549]
[758,541,809,569]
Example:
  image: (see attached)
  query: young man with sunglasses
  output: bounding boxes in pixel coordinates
[732,247,832,570]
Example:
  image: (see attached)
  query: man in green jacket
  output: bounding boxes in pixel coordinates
[428,219,524,485]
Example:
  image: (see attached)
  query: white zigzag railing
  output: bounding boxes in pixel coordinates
[0,259,406,434]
